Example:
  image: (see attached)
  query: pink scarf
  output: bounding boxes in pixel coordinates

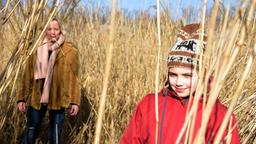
[34,34,65,104]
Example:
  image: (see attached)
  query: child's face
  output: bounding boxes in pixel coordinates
[168,67,199,97]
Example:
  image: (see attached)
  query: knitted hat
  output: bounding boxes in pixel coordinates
[167,23,207,69]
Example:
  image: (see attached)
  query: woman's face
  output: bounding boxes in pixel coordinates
[46,20,61,43]
[168,67,199,97]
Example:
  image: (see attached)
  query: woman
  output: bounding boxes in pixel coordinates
[17,18,80,144]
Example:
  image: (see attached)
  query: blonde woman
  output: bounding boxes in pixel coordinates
[17,18,80,144]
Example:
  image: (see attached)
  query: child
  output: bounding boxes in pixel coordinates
[120,23,240,144]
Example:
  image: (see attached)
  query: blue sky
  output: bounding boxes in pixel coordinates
[88,0,238,11]
[81,0,239,21]
[1,0,239,11]
[118,0,215,19]
[118,0,211,11]
[83,0,238,23]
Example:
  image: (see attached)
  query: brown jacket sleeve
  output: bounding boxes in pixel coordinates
[17,55,34,102]
[65,46,81,106]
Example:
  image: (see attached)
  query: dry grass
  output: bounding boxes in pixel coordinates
[0,0,256,144]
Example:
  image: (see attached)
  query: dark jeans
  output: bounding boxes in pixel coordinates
[23,105,65,144]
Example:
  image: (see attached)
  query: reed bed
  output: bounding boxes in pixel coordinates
[0,0,256,144]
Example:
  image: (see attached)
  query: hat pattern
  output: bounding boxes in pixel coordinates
[167,23,207,69]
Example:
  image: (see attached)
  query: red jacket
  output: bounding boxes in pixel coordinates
[120,89,240,144]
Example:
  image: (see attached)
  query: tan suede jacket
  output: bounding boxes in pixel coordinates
[17,42,81,110]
